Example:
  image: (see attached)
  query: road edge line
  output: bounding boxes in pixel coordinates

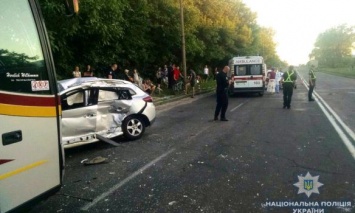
[300,78,355,160]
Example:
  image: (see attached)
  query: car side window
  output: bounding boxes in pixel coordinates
[61,90,85,110]
[128,88,136,96]
[98,90,119,102]
[118,90,131,100]
[87,88,99,106]
[98,88,132,102]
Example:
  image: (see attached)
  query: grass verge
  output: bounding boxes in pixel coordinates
[319,67,355,79]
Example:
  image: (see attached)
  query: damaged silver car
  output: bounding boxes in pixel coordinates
[58,78,156,148]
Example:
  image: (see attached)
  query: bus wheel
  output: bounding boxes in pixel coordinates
[259,92,264,96]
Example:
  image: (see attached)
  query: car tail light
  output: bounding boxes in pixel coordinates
[143,96,153,102]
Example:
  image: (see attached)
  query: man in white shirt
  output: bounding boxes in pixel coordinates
[275,69,282,93]
[203,65,209,81]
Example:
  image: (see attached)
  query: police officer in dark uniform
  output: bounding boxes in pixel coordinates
[308,65,316,101]
[282,66,297,109]
[106,63,117,79]
[214,66,230,121]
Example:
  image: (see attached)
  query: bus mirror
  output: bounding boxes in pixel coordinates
[64,0,79,16]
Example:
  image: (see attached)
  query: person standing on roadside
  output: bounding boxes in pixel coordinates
[133,68,142,89]
[83,64,94,77]
[189,68,196,98]
[156,67,162,91]
[308,65,316,101]
[214,66,230,121]
[267,67,276,94]
[106,63,117,79]
[281,66,297,109]
[72,66,81,78]
[168,63,174,89]
[124,69,134,82]
[203,65,209,82]
[275,68,282,93]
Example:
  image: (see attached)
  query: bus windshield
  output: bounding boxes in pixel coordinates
[0,0,49,94]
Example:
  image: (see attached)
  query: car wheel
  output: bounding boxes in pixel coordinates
[122,116,145,140]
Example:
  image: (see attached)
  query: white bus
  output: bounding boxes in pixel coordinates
[0,0,77,212]
[228,56,266,96]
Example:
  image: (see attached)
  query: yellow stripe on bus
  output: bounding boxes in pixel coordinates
[0,160,48,180]
[0,104,61,117]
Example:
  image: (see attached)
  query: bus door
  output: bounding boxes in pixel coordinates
[0,0,63,212]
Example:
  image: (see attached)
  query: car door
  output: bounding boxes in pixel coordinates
[96,88,133,137]
[61,88,98,145]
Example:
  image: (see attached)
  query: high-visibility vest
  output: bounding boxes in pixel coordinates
[284,71,294,83]
[310,69,316,80]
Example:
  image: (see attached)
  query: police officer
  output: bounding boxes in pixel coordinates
[214,66,230,121]
[106,63,117,79]
[308,65,316,101]
[282,66,297,109]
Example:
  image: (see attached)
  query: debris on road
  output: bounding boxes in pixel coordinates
[81,156,108,165]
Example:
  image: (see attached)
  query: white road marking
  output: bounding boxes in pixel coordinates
[81,124,212,210]
[230,101,248,112]
[301,78,355,159]
[81,148,176,211]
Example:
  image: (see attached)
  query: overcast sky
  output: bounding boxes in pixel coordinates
[242,0,355,65]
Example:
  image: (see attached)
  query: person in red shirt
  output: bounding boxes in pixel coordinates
[173,66,181,82]
[267,68,276,93]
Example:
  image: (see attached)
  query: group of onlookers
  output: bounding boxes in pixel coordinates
[71,63,207,96]
[266,68,283,94]
[72,65,94,78]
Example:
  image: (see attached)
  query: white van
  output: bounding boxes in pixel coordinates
[228,56,266,96]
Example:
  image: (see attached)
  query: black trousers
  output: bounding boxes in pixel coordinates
[283,83,294,108]
[308,81,315,100]
[214,92,228,119]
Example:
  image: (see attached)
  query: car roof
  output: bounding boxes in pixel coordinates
[58,78,140,94]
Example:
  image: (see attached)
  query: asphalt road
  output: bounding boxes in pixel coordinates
[30,73,355,213]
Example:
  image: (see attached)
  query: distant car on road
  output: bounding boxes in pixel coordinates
[58,78,156,148]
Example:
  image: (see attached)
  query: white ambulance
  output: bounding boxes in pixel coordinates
[228,56,266,96]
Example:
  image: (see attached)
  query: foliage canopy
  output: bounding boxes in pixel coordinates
[310,24,355,68]
[39,0,285,79]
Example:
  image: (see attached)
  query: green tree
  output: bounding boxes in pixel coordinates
[310,24,355,68]
[39,0,285,79]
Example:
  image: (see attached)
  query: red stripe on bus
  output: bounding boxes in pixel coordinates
[0,159,14,165]
[0,93,56,106]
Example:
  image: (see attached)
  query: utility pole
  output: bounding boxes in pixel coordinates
[179,0,187,93]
